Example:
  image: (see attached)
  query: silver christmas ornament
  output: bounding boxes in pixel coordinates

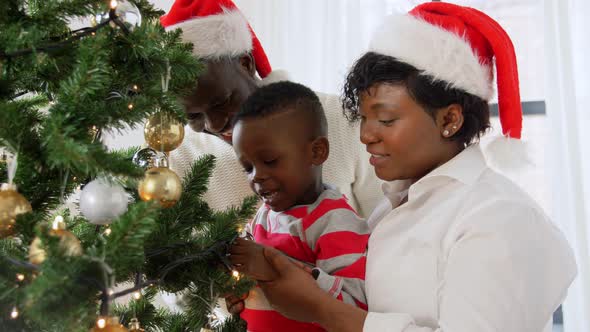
[132,147,160,170]
[79,179,129,225]
[92,0,142,32]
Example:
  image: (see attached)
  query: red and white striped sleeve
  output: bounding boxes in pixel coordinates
[302,194,370,309]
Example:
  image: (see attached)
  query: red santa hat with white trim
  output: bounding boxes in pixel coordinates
[369,2,522,139]
[160,0,272,79]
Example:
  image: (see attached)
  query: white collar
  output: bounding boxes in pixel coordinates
[381,180,412,207]
[381,144,488,204]
[418,144,487,185]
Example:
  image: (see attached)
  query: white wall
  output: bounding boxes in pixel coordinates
[150,0,173,12]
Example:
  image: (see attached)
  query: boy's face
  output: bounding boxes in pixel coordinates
[232,109,328,212]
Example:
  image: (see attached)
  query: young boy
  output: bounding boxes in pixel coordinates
[229,81,369,332]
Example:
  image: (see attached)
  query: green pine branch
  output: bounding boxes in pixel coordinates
[0,97,45,155]
[113,287,168,329]
[0,1,255,331]
[104,201,159,280]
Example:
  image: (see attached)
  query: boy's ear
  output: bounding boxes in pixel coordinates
[310,136,329,166]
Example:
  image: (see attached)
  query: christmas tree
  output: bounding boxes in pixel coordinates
[0,1,254,331]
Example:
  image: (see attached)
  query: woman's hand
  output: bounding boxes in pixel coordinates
[260,246,368,332]
[257,246,330,323]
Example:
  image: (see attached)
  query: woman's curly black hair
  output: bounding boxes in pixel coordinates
[342,52,491,147]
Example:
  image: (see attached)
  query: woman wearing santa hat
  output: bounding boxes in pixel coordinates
[250,3,577,332]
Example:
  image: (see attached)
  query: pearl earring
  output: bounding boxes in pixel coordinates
[443,129,450,136]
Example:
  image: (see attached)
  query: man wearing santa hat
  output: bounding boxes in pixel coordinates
[243,2,577,332]
[159,0,383,221]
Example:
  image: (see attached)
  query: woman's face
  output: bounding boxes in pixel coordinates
[359,83,457,182]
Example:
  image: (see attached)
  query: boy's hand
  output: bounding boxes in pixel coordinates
[224,293,248,315]
[230,238,279,281]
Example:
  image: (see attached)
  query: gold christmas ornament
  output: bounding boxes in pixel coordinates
[91,316,129,332]
[0,183,32,238]
[144,112,185,152]
[138,167,182,208]
[127,318,145,332]
[29,216,83,265]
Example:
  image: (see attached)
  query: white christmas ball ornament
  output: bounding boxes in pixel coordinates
[80,179,129,225]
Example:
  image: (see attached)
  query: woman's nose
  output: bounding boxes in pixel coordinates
[360,121,379,145]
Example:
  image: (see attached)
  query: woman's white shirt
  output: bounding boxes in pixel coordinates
[364,144,577,332]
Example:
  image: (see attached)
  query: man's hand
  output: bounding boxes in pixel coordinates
[229,237,279,281]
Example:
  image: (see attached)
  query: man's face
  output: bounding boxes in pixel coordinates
[182,57,258,144]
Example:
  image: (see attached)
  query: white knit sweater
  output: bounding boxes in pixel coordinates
[168,71,383,218]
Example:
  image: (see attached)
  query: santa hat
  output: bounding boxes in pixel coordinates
[369,2,522,139]
[160,0,272,79]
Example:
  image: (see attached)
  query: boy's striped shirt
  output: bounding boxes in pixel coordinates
[241,187,369,332]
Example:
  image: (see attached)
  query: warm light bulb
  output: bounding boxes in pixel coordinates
[97,317,107,328]
[16,274,25,281]
[232,270,240,280]
[10,307,18,319]
[128,104,134,110]
[110,0,118,9]
[108,289,114,296]
[132,85,139,91]
[133,291,141,300]
[104,228,112,236]
[52,215,64,230]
